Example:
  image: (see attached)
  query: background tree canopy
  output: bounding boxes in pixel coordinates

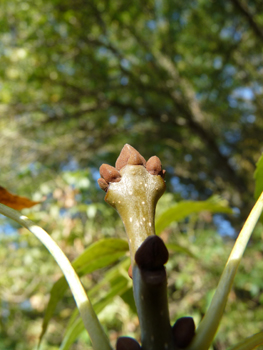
[1,0,263,349]
[1,0,263,214]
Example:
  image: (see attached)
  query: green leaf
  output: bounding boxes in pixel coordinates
[155,196,233,235]
[94,277,130,314]
[64,308,80,334]
[60,267,131,350]
[254,153,263,200]
[87,258,131,299]
[40,238,128,345]
[60,318,84,350]
[120,287,137,314]
[166,243,196,258]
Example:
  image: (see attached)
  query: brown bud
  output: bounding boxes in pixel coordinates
[135,236,169,270]
[97,178,109,192]
[99,164,121,183]
[115,144,146,170]
[146,156,162,176]
[116,337,141,350]
[172,317,195,348]
[127,150,146,166]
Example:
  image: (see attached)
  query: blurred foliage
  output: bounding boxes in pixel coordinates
[1,0,263,349]
[1,0,263,218]
[1,183,263,349]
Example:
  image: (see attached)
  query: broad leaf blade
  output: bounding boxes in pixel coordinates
[155,197,232,235]
[39,238,128,345]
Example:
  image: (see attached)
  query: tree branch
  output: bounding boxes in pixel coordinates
[230,0,263,41]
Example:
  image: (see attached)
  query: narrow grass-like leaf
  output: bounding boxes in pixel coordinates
[60,318,84,350]
[155,197,232,235]
[40,238,128,344]
[60,274,131,350]
[227,331,263,350]
[187,192,263,350]
[0,204,112,350]
[64,308,79,334]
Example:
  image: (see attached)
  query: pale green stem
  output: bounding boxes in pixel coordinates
[187,192,263,350]
[0,204,112,350]
[227,331,263,350]
[105,165,165,266]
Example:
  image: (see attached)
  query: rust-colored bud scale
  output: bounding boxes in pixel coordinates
[146,156,162,176]
[115,144,146,171]
[97,178,109,192]
[99,164,121,183]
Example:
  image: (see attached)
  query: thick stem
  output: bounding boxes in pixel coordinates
[105,165,165,266]
[133,265,174,350]
[100,146,170,349]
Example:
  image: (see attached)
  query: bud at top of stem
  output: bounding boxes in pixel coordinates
[97,144,166,266]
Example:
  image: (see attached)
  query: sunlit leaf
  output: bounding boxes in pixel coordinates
[155,196,233,235]
[39,238,128,345]
[60,266,130,350]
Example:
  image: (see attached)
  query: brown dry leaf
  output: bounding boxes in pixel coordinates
[0,186,41,210]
